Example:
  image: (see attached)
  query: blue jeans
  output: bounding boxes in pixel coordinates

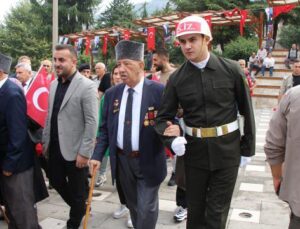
[261,65,274,76]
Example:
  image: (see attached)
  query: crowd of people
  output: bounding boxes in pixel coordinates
[0,14,299,229]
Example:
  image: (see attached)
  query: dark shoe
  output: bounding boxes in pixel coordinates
[167,172,176,186]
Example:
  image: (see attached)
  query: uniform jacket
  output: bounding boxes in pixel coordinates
[92,78,167,187]
[155,53,255,170]
[264,85,300,216]
[0,79,34,173]
[43,72,99,161]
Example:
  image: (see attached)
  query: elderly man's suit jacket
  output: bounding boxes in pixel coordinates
[92,78,167,187]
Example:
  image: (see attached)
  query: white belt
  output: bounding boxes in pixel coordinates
[184,120,239,138]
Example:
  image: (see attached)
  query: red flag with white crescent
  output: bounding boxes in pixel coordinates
[26,67,55,127]
[102,34,109,55]
[123,30,131,40]
[85,37,91,55]
[204,16,212,30]
[240,10,248,36]
[147,27,156,51]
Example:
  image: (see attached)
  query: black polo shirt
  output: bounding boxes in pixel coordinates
[50,72,76,144]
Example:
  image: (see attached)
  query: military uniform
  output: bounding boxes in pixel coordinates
[155,53,255,229]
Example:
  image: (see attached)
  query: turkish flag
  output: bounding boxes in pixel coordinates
[204,15,212,30]
[273,4,296,19]
[26,67,55,127]
[147,27,155,51]
[102,34,108,55]
[240,10,248,36]
[123,30,131,40]
[85,37,91,55]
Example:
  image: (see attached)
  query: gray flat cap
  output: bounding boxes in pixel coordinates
[0,53,12,74]
[115,40,144,61]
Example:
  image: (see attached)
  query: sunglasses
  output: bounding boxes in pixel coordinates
[43,65,50,67]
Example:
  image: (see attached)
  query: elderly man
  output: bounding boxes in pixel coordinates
[0,53,40,228]
[155,16,255,229]
[93,62,111,97]
[265,85,300,229]
[41,59,52,74]
[15,63,33,94]
[90,40,167,229]
[43,44,98,229]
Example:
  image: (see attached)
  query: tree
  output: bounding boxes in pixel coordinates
[278,24,300,48]
[30,0,101,35]
[0,1,51,69]
[96,0,136,29]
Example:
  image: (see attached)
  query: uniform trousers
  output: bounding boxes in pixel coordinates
[48,142,88,228]
[185,165,239,229]
[0,167,39,229]
[117,154,160,229]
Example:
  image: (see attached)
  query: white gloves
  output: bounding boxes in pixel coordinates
[171,137,187,156]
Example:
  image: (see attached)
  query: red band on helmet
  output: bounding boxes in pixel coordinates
[176,21,201,35]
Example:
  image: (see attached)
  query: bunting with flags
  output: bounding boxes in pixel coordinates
[273,4,296,19]
[102,34,109,55]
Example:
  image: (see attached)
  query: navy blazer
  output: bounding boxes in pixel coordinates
[92,78,167,187]
[0,79,34,173]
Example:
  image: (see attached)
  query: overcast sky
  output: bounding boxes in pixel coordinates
[0,0,148,23]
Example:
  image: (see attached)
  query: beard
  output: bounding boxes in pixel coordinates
[154,64,163,71]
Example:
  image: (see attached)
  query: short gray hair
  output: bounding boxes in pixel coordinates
[15,63,32,72]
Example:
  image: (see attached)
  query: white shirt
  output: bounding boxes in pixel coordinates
[190,53,210,69]
[23,77,33,95]
[0,76,8,88]
[263,57,275,68]
[257,48,267,60]
[117,77,144,151]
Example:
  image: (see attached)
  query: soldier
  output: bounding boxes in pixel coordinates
[155,16,255,229]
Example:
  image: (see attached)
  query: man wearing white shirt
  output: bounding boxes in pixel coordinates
[256,46,268,65]
[261,52,275,77]
[15,63,34,94]
[90,40,167,229]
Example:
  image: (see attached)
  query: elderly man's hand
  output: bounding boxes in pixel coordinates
[76,154,89,168]
[89,160,101,172]
[163,121,181,137]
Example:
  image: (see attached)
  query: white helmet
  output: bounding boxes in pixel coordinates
[176,15,213,41]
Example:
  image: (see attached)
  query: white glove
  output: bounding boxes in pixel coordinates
[171,137,187,156]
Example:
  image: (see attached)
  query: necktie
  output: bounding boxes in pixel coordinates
[123,88,134,155]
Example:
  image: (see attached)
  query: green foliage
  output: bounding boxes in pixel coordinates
[0,1,51,69]
[77,54,91,67]
[30,0,101,35]
[169,0,250,11]
[96,0,136,29]
[223,36,258,61]
[278,25,300,48]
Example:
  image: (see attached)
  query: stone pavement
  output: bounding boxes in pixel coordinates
[0,109,291,229]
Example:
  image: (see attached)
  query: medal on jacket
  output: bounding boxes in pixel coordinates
[113,99,119,113]
[144,113,149,126]
[148,107,155,126]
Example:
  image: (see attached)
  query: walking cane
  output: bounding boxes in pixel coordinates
[0,205,9,224]
[83,165,97,229]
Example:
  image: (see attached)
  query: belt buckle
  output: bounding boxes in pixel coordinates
[221,125,229,135]
[201,127,216,138]
[192,128,198,137]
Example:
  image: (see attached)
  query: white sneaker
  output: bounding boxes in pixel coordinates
[174,206,187,222]
[127,215,133,228]
[113,204,129,219]
[95,174,107,187]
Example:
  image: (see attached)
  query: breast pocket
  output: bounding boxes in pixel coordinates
[177,86,198,110]
[213,80,234,101]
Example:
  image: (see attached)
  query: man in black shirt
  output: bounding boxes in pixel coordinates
[93,62,111,98]
[155,16,255,229]
[43,45,98,229]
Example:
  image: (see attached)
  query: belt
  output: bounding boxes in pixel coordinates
[184,120,239,138]
[117,147,140,158]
